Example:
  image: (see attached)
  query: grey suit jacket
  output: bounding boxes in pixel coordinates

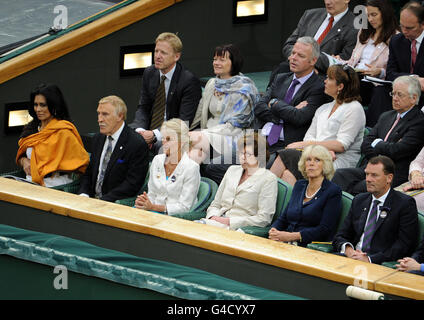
[282,8,358,73]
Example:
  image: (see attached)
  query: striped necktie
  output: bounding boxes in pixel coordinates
[150,75,167,130]
[95,136,113,198]
[267,79,300,146]
[411,39,417,73]
[361,200,380,253]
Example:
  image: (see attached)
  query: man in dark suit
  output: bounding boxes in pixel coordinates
[366,2,424,126]
[268,0,358,86]
[79,95,149,202]
[332,75,424,194]
[129,32,202,148]
[333,155,418,265]
[255,36,329,153]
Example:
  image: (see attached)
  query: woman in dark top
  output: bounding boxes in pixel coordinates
[269,145,342,246]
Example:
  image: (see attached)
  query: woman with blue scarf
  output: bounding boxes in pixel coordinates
[189,44,259,167]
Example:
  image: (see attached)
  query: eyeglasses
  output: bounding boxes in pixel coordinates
[389,91,409,99]
[239,151,255,158]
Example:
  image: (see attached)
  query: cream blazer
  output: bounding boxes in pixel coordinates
[148,153,200,215]
[206,166,278,230]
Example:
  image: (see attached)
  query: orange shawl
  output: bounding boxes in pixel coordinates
[16,118,89,186]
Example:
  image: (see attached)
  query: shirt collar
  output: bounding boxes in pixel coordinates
[399,107,413,118]
[414,29,424,45]
[109,121,125,142]
[160,64,176,81]
[371,188,390,206]
[293,70,314,85]
[326,7,349,25]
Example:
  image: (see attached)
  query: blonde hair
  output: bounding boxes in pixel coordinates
[156,32,183,54]
[298,145,335,180]
[161,118,190,153]
[98,95,127,120]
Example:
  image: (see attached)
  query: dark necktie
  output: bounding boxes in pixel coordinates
[267,79,300,146]
[361,200,380,253]
[150,75,167,130]
[411,39,417,73]
[317,16,334,44]
[95,136,113,198]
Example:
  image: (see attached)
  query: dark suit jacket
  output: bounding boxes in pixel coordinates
[78,124,149,202]
[272,179,342,245]
[333,189,419,264]
[361,106,424,187]
[386,32,424,81]
[282,8,358,73]
[129,62,202,130]
[254,72,329,147]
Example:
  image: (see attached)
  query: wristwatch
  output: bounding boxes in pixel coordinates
[269,98,278,107]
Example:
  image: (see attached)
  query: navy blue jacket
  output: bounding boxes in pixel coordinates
[272,179,342,245]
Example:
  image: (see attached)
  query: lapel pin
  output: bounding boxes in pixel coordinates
[379,206,391,219]
[171,175,177,183]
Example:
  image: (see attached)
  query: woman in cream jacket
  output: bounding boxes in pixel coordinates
[202,132,277,230]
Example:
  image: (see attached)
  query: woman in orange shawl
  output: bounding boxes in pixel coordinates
[16,84,89,187]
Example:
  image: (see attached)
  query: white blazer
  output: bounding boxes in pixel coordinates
[206,165,278,230]
[148,153,200,215]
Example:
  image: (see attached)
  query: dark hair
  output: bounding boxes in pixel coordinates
[401,1,424,23]
[21,83,71,138]
[237,132,269,168]
[359,0,399,45]
[214,44,243,76]
[327,64,362,104]
[368,155,395,175]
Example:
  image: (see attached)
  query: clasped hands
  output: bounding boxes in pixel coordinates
[208,216,230,226]
[396,257,421,272]
[268,227,299,242]
[344,246,370,263]
[135,192,153,211]
[404,171,424,192]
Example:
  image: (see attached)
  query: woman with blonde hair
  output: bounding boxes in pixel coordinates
[135,118,200,215]
[269,145,342,246]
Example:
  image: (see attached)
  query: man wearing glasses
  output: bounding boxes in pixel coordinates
[332,75,424,195]
[367,1,424,126]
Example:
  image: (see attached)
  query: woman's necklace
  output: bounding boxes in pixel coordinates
[305,185,321,199]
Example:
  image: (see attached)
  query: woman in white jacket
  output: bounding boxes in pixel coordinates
[135,118,200,215]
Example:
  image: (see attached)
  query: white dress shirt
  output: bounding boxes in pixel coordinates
[314,8,349,41]
[341,188,390,263]
[96,122,125,184]
[136,64,177,141]
[261,70,315,140]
